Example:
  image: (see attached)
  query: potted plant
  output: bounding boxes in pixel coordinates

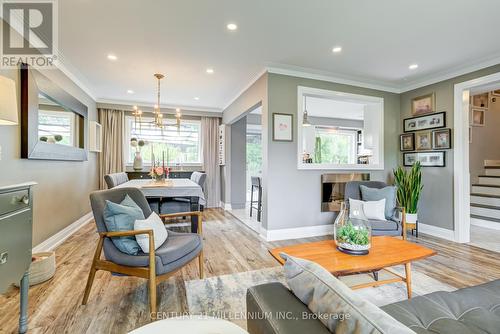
[393,162,423,224]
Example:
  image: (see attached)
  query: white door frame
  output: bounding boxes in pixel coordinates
[453,71,500,243]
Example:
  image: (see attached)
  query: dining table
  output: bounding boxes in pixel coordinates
[116,178,205,233]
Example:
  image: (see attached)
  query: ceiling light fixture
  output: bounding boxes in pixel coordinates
[153,73,165,129]
[226,23,238,31]
[132,105,143,133]
[194,97,200,101]
[127,89,134,94]
[303,97,311,127]
[332,46,342,53]
[107,54,117,61]
[206,68,214,74]
[409,64,419,70]
[175,108,182,129]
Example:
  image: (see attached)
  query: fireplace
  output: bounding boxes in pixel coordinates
[321,173,370,212]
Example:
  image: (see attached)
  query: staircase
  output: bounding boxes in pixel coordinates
[470,160,500,227]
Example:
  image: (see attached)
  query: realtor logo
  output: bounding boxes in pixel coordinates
[1,0,58,68]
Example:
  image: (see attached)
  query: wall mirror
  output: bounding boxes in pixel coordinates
[297,86,384,170]
[21,65,88,161]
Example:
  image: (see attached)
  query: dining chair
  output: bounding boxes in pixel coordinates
[104,172,129,189]
[250,176,262,222]
[83,187,204,316]
[161,171,207,214]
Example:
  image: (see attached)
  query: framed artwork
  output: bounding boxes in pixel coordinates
[492,90,500,97]
[471,93,489,109]
[412,93,435,115]
[273,113,293,141]
[415,131,432,150]
[470,108,485,127]
[404,112,446,132]
[400,133,414,151]
[403,151,445,167]
[432,128,451,149]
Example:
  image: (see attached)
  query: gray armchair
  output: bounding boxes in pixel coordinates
[82,187,203,316]
[104,172,129,189]
[344,181,407,238]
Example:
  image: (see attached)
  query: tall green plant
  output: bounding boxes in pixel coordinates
[393,162,423,214]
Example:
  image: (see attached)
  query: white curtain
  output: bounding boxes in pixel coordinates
[201,117,221,207]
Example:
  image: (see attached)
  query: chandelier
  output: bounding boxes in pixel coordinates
[152,73,182,130]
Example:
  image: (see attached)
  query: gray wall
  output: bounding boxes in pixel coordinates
[229,117,247,209]
[400,64,500,230]
[265,73,400,231]
[0,68,99,246]
[469,97,500,183]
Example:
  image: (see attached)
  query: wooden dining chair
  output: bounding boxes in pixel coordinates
[83,187,204,317]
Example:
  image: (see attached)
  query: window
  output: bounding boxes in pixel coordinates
[38,109,76,146]
[125,116,202,165]
[315,127,357,164]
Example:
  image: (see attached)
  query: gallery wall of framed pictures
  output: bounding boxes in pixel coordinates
[400,93,451,167]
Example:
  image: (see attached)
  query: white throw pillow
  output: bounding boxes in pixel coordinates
[134,212,168,253]
[348,198,368,220]
[362,198,386,221]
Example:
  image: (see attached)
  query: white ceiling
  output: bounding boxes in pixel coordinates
[57,0,500,111]
[307,96,365,119]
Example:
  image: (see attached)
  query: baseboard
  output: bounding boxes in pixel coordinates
[260,224,334,242]
[32,212,94,253]
[417,223,455,241]
[471,217,500,231]
[220,201,232,210]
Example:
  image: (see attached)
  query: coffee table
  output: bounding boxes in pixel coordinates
[269,236,436,298]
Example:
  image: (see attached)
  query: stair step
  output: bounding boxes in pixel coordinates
[470,206,500,220]
[470,203,500,210]
[478,175,500,178]
[477,176,500,186]
[471,185,500,196]
[484,160,500,167]
[470,214,500,223]
[485,169,500,176]
[471,194,500,207]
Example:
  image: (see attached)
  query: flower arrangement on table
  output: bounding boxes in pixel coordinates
[149,166,171,182]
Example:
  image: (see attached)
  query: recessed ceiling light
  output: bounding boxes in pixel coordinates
[409,64,419,70]
[107,54,117,61]
[226,23,238,31]
[194,97,200,101]
[206,68,214,74]
[127,89,134,94]
[332,46,342,53]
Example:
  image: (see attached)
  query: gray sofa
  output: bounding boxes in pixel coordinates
[247,279,500,334]
[345,181,402,237]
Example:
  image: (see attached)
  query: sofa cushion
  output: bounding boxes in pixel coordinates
[381,279,500,334]
[143,230,201,265]
[103,195,144,255]
[360,185,397,220]
[370,219,399,231]
[281,253,414,333]
[134,212,168,253]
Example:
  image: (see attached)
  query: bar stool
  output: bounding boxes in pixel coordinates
[250,176,262,222]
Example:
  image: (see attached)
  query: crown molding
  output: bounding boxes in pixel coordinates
[266,65,401,94]
[96,98,222,114]
[223,68,268,111]
[56,61,97,101]
[400,54,500,93]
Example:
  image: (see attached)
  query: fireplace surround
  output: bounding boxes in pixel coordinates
[321,173,370,212]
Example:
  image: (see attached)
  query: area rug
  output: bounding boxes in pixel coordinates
[185,266,455,329]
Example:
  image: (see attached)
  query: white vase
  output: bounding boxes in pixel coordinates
[405,212,418,224]
[133,151,143,171]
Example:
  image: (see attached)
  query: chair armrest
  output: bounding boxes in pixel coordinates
[159,211,202,219]
[99,229,153,238]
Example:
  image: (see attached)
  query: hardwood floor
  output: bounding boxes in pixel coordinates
[1,208,499,333]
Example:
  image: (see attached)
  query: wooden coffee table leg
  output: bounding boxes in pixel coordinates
[405,262,412,299]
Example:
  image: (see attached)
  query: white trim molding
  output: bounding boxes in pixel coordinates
[220,201,232,211]
[470,217,500,231]
[417,223,456,242]
[32,212,93,253]
[453,71,500,243]
[259,224,334,242]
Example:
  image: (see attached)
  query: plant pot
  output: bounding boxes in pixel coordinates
[405,212,418,224]
[133,151,143,171]
[15,252,56,287]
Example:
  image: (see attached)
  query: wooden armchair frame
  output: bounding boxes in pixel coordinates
[82,211,203,317]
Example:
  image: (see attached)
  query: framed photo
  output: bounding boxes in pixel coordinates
[492,90,500,97]
[471,93,489,109]
[400,133,414,151]
[470,108,485,127]
[415,131,432,151]
[273,113,293,141]
[432,128,451,149]
[404,112,446,132]
[403,151,445,167]
[412,93,435,115]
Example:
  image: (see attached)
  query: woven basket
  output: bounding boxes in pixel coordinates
[15,252,56,287]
